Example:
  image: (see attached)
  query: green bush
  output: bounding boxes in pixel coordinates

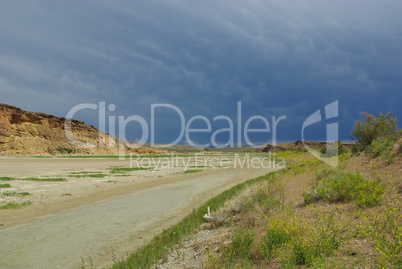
[350,112,399,157]
[314,167,348,181]
[304,170,385,207]
[351,112,397,148]
[259,228,290,259]
[369,131,401,163]
[287,213,340,266]
[258,211,341,267]
[231,229,255,260]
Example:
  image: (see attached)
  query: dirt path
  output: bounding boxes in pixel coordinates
[0,157,277,269]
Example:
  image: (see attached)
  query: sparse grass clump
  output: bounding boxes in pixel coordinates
[68,171,101,174]
[109,167,151,173]
[0,183,11,188]
[304,168,385,207]
[0,202,32,210]
[287,158,322,175]
[68,173,106,178]
[0,177,14,181]
[0,177,66,182]
[183,169,203,174]
[22,177,66,182]
[243,176,284,213]
[1,192,30,197]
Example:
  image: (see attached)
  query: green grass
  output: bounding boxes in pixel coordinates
[68,171,102,174]
[0,177,66,182]
[22,177,66,182]
[274,151,305,160]
[68,173,106,178]
[0,202,32,210]
[0,183,11,188]
[183,169,203,174]
[1,192,30,197]
[0,177,14,181]
[111,171,279,269]
[109,167,151,173]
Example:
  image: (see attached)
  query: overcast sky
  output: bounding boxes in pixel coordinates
[1,0,401,146]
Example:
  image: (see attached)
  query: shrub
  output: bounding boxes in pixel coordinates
[258,211,341,267]
[314,167,348,181]
[369,131,401,163]
[231,229,255,260]
[303,170,385,207]
[353,178,386,207]
[351,112,398,149]
[259,228,290,259]
[287,213,340,266]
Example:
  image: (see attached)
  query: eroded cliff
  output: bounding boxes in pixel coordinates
[0,103,164,155]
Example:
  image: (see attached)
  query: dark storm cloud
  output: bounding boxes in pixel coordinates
[1,0,401,144]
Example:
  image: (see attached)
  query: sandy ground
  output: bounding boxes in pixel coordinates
[0,155,278,268]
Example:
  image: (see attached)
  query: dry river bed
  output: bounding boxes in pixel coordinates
[0,155,278,268]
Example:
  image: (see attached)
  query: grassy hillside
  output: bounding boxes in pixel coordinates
[196,152,401,268]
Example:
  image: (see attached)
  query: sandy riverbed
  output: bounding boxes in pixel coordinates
[0,155,277,268]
